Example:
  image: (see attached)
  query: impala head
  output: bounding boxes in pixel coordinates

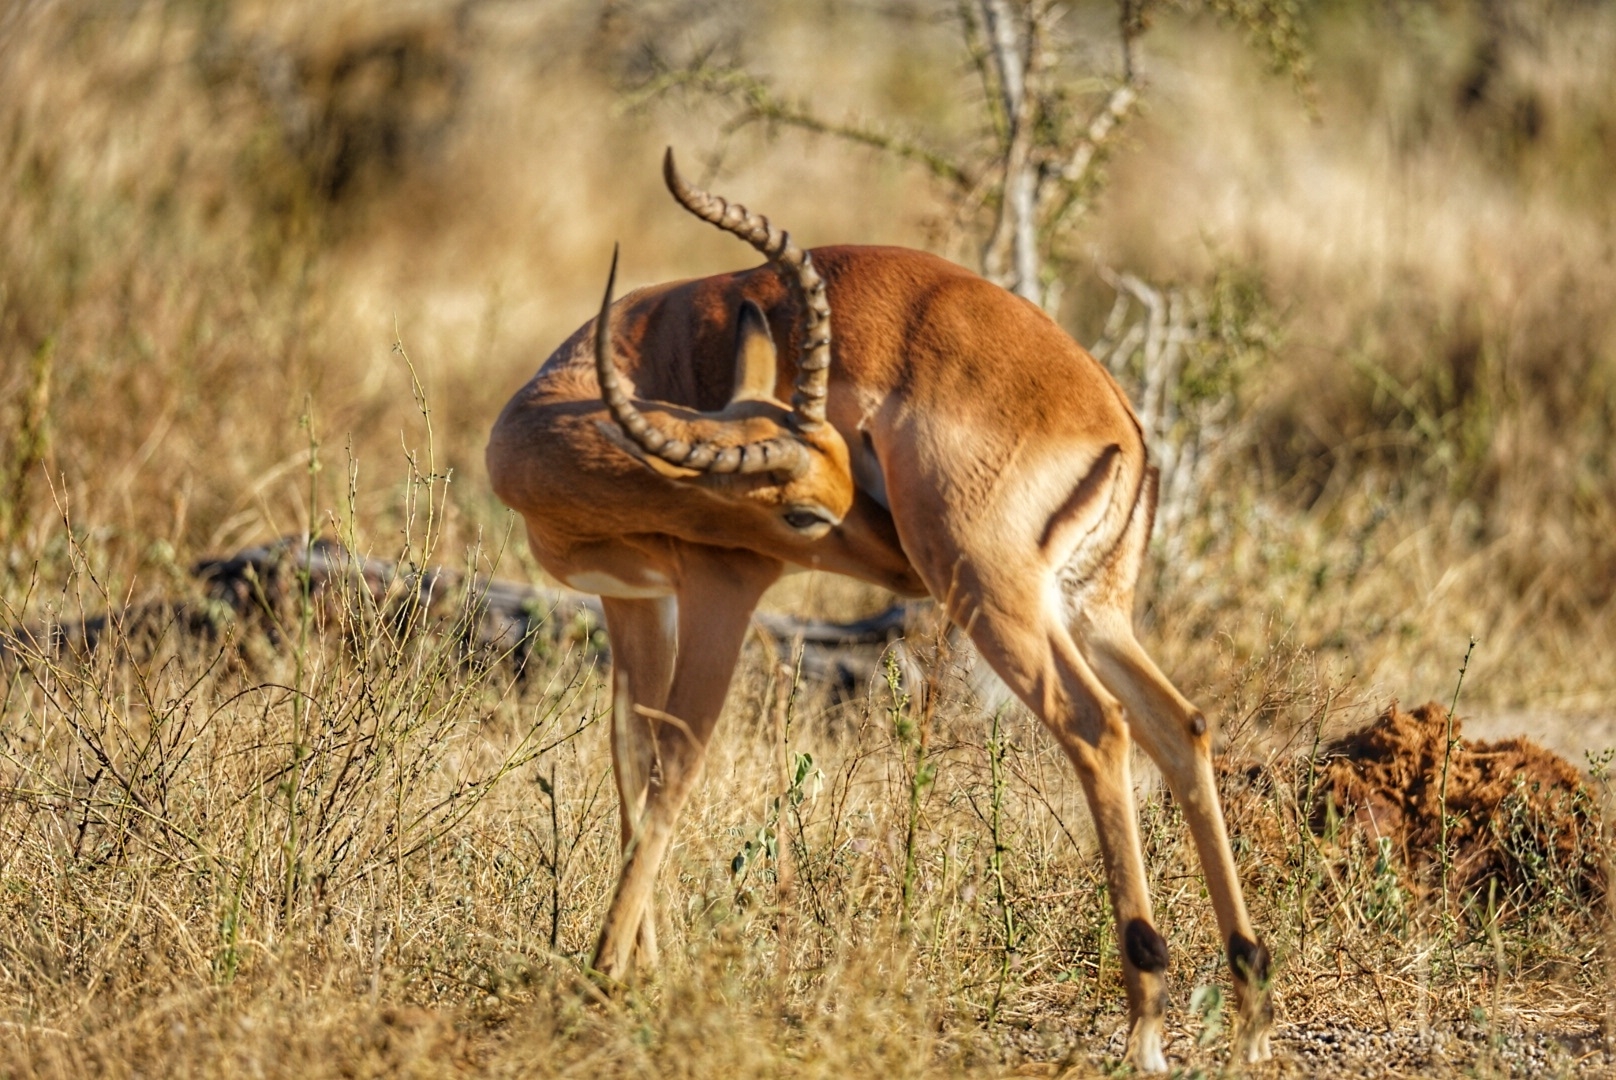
[593,151,854,541]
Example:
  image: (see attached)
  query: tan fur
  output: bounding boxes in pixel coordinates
[487,186,1272,1072]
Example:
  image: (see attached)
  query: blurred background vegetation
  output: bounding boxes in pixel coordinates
[2,0,1613,709]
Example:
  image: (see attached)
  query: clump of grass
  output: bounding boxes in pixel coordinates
[0,336,52,555]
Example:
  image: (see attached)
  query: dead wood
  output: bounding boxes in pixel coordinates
[1,536,918,693]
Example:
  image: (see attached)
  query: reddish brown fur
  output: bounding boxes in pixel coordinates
[1315,702,1602,906]
[489,225,1271,1071]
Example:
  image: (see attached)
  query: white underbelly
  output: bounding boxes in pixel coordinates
[564,570,674,598]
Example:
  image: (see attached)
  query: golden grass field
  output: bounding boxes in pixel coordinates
[1,0,1613,1075]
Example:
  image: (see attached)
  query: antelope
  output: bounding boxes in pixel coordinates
[486,151,1273,1070]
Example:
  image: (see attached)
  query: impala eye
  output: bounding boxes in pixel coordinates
[782,507,832,533]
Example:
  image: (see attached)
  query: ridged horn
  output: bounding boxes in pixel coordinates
[662,148,831,431]
[594,245,811,478]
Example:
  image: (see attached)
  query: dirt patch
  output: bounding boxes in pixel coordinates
[1312,702,1607,909]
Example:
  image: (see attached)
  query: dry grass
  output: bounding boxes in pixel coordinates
[0,528,1610,1076]
[1098,3,1616,708]
[2,0,1616,1076]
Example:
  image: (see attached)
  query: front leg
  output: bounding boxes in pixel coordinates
[592,546,782,980]
[599,595,677,971]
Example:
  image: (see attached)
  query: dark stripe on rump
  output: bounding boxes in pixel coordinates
[1140,463,1160,553]
[1038,443,1121,555]
[1088,452,1154,576]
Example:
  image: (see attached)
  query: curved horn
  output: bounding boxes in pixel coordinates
[594,245,810,478]
[662,149,831,431]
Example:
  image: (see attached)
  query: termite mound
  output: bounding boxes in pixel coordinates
[1221,702,1607,914]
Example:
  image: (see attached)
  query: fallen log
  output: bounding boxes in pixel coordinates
[1,536,919,695]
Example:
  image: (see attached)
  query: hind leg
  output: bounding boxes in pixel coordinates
[960,591,1173,1072]
[1058,461,1273,1062]
[1078,606,1273,1061]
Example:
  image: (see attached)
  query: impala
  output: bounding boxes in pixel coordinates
[487,151,1273,1070]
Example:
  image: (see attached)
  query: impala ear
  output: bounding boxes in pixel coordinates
[728,300,779,403]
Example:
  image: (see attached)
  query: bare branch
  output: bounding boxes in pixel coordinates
[1119,0,1145,83]
[978,0,1024,122]
[1005,161,1039,302]
[1058,82,1138,187]
[628,61,973,190]
[725,99,973,190]
[956,0,1007,144]
[978,0,1041,303]
[1027,78,1139,265]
